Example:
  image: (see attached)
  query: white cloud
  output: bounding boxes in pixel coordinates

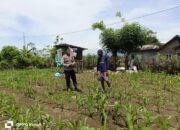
[120,0,180,43]
[0,0,111,49]
[0,0,180,51]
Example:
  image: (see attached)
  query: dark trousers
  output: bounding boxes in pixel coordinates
[64,70,77,89]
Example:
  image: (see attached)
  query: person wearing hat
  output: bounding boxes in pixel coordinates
[96,49,111,91]
[61,47,81,92]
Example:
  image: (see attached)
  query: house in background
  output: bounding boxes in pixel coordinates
[133,35,180,64]
[133,45,159,64]
[159,35,180,61]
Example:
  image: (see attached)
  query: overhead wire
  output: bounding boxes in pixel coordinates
[0,4,180,38]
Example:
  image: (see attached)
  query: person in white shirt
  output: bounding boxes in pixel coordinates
[61,47,81,92]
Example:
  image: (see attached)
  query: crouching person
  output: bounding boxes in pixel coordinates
[96,49,111,91]
[61,47,81,92]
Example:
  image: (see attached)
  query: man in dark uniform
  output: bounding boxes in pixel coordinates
[96,49,111,91]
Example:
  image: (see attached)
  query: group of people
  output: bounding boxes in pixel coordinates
[60,47,110,92]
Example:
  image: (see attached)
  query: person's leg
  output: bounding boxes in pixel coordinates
[64,70,71,89]
[70,70,79,90]
[106,81,111,87]
[98,71,106,91]
[101,80,105,91]
[104,72,111,87]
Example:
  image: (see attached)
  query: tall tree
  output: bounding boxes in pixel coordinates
[93,11,160,70]
[92,21,120,70]
[144,30,162,46]
[117,23,148,68]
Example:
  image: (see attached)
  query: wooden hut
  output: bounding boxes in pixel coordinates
[55,43,87,72]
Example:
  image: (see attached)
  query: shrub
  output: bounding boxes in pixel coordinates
[0,60,9,69]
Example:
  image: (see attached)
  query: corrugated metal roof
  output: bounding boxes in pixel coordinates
[141,45,159,51]
[55,43,87,50]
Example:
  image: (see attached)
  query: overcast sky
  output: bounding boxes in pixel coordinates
[0,0,180,53]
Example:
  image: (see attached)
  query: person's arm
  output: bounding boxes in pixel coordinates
[97,57,100,72]
[61,55,70,67]
[105,56,109,70]
[70,56,76,66]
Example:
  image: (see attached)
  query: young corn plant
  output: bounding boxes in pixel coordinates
[57,121,67,130]
[101,111,108,130]
[76,94,85,109]
[124,91,132,103]
[66,120,90,130]
[17,109,35,130]
[6,104,20,121]
[93,88,103,103]
[142,107,157,127]
[19,109,32,123]
[124,104,139,130]
[138,127,152,130]
[141,96,149,108]
[154,92,163,113]
[85,95,96,118]
[24,86,36,99]
[175,116,179,129]
[31,104,44,124]
[54,95,65,112]
[113,92,123,104]
[174,101,180,113]
[98,94,108,129]
[40,114,54,129]
[112,101,122,124]
[158,116,177,130]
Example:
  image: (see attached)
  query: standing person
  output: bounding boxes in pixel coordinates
[61,47,81,92]
[96,49,111,91]
[128,55,138,72]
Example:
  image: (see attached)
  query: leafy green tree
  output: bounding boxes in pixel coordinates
[144,30,162,46]
[93,12,160,70]
[92,21,120,70]
[117,23,149,68]
[0,46,20,68]
[15,54,31,68]
[0,60,9,69]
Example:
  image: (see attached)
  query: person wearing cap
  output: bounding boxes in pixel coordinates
[96,49,111,91]
[61,47,81,92]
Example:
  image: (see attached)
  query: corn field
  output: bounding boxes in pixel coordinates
[0,69,179,130]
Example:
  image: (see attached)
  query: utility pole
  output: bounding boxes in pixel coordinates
[23,32,26,50]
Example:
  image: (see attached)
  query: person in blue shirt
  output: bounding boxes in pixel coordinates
[96,49,111,91]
